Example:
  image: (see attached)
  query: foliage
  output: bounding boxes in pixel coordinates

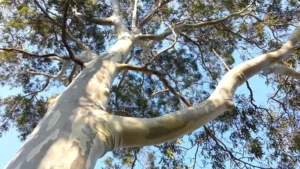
[0,0,300,168]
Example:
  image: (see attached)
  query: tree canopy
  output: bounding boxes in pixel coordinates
[0,0,300,168]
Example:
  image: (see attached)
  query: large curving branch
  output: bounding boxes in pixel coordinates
[102,24,300,148]
[136,6,250,41]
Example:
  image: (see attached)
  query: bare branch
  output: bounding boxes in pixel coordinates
[74,12,114,25]
[112,0,121,16]
[138,0,172,28]
[147,21,178,64]
[61,0,84,67]
[151,89,169,97]
[131,0,139,31]
[21,59,72,85]
[212,23,300,99]
[22,71,57,78]
[137,7,251,41]
[66,64,78,85]
[212,49,230,71]
[0,48,67,61]
[117,71,127,88]
[35,0,85,67]
[192,143,200,169]
[6,78,50,115]
[65,30,89,51]
[131,149,138,169]
[56,60,71,79]
[117,50,134,88]
[118,64,192,106]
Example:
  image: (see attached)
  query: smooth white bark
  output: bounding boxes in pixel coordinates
[264,64,300,79]
[4,0,300,168]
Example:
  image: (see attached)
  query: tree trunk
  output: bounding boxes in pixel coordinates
[4,2,300,168]
[4,35,134,169]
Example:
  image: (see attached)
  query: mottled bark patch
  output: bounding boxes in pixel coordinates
[96,73,105,83]
[46,110,61,131]
[70,141,91,169]
[146,100,216,140]
[146,121,188,140]
[27,129,60,161]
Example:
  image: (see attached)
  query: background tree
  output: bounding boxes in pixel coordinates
[0,0,299,168]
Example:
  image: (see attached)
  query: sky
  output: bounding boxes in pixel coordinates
[0,3,285,166]
[0,55,274,169]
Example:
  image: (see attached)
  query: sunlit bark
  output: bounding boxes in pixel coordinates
[4,0,300,168]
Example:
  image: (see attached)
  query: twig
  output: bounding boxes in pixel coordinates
[131,150,138,169]
[180,33,215,78]
[212,49,230,71]
[147,21,178,64]
[151,89,169,97]
[192,143,200,169]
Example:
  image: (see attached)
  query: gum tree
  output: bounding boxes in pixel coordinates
[0,0,300,168]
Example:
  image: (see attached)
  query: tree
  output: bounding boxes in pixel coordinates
[0,0,299,168]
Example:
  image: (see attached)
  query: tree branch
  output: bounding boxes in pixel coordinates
[213,48,273,117]
[118,64,192,106]
[56,60,71,79]
[147,21,178,64]
[131,0,139,31]
[0,48,67,61]
[35,0,85,67]
[138,0,172,28]
[112,0,121,16]
[22,71,57,78]
[66,64,78,85]
[61,0,84,67]
[151,89,169,97]
[137,6,251,41]
[6,78,50,116]
[21,59,72,85]
[65,30,89,51]
[263,64,300,79]
[108,24,300,148]
[74,12,114,25]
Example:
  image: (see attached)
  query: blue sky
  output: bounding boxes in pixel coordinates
[0,57,274,169]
